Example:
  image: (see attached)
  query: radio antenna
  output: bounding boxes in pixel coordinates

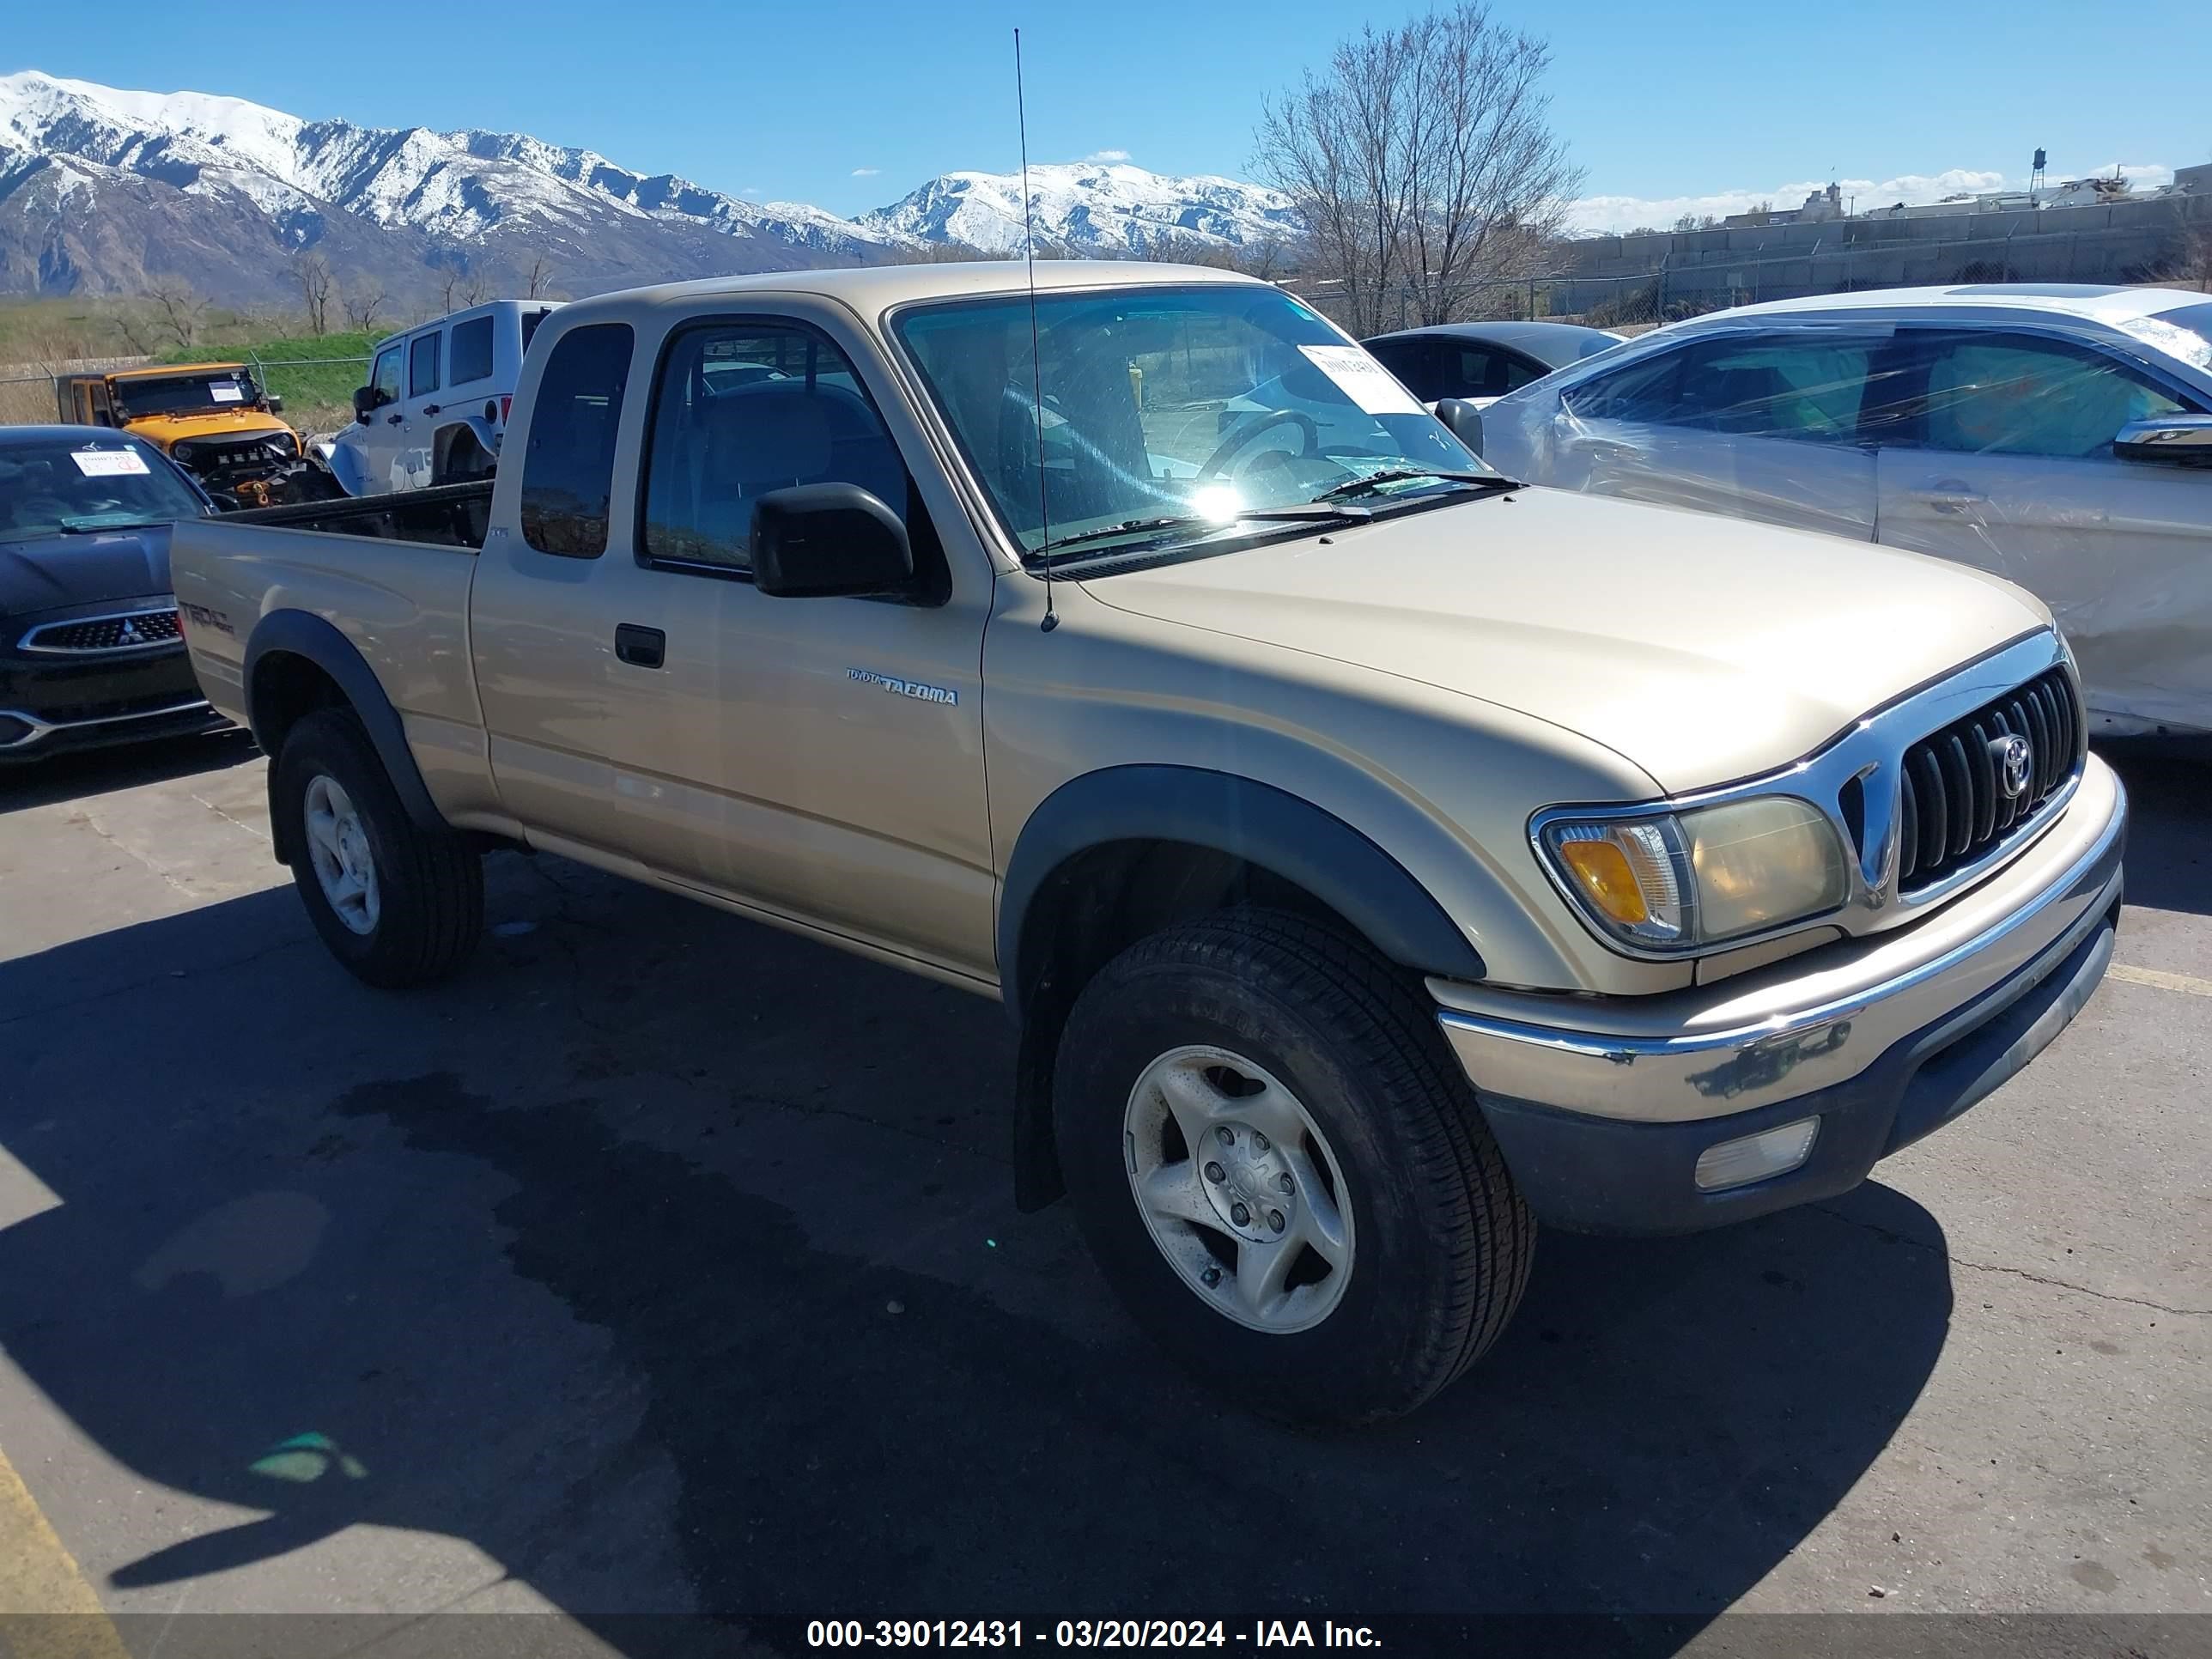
[1015,27,1057,632]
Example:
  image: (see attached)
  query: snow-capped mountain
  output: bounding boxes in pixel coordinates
[0,70,1303,306]
[859,162,1300,256]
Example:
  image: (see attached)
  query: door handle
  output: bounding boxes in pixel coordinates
[422,403,441,416]
[1907,483,1988,513]
[614,623,665,669]
[386,413,403,425]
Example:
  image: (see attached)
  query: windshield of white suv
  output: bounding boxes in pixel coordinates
[2124,301,2212,375]
[895,284,1499,563]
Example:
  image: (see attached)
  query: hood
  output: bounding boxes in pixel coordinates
[1079,489,2051,794]
[0,525,175,619]
[129,410,293,447]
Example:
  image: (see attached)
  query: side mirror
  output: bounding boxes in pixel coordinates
[2114,413,2212,468]
[268,394,286,414]
[1434,397,1486,455]
[750,483,914,599]
[352,386,378,423]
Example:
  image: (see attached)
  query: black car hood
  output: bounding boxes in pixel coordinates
[0,524,174,617]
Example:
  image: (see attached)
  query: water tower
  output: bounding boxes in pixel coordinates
[2030,148,2047,202]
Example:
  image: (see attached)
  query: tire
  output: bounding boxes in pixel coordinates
[1054,908,1534,1425]
[273,708,483,988]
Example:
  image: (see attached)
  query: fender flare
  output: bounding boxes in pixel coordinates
[320,434,374,499]
[244,610,449,855]
[433,417,499,481]
[998,764,1486,1029]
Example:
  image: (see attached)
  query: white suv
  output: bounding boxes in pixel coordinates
[325,300,561,496]
[1477,284,2212,737]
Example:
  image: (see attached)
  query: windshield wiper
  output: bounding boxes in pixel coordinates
[57,516,167,533]
[1312,467,1508,502]
[1033,501,1372,561]
[1033,515,1203,558]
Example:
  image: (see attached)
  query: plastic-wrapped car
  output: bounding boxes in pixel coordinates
[1476,284,2212,737]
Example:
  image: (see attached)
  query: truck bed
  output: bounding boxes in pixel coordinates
[222,479,494,549]
[171,478,507,833]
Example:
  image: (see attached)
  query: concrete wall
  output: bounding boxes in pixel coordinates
[1555,194,2209,319]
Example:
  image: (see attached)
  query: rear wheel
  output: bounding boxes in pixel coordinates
[1053,909,1534,1425]
[274,709,483,988]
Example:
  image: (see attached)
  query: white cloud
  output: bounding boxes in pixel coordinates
[1083,149,1131,164]
[1565,162,2175,235]
[851,167,880,178]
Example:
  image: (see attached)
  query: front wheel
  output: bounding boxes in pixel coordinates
[1053,909,1534,1425]
[274,709,483,988]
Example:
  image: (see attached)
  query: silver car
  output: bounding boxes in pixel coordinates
[1477,285,2212,737]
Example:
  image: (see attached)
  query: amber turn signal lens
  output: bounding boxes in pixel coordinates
[1556,838,1650,927]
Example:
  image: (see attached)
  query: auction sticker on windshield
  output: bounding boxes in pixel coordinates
[1297,344,1426,416]
[70,449,150,477]
[210,383,244,403]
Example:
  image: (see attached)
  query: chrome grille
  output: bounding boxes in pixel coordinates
[1896,666,2082,892]
[21,608,182,654]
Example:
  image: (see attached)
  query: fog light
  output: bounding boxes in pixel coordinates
[1694,1117,1819,1193]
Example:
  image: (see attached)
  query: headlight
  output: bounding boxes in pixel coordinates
[1539,796,1849,952]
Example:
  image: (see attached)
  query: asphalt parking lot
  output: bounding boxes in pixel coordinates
[1,732,2208,1657]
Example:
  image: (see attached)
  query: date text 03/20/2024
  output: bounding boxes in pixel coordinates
[805,1620,1382,1649]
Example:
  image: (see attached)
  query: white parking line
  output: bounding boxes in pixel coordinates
[2108,963,2212,999]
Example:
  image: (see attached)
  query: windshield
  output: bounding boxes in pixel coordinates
[0,437,209,541]
[111,369,266,419]
[2122,302,2212,377]
[895,284,1496,562]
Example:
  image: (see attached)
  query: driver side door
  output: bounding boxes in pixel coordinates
[353,343,405,494]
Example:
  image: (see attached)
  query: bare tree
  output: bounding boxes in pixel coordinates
[460,270,489,307]
[112,306,158,357]
[439,270,461,315]
[146,285,213,352]
[525,254,555,300]
[1254,3,1583,333]
[344,288,388,333]
[294,252,336,336]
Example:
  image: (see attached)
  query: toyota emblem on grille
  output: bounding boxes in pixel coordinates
[1992,733,2033,799]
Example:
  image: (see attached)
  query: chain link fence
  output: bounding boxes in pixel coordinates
[0,349,371,438]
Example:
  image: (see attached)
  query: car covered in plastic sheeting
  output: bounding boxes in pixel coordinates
[1475,285,2212,737]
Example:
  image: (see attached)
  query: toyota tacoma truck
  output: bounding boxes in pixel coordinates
[168,263,2128,1425]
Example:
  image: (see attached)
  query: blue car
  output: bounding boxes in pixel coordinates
[0,426,228,763]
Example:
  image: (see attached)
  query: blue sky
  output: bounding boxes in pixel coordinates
[7,0,2204,231]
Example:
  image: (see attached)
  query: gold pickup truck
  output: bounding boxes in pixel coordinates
[58,362,306,507]
[167,262,2127,1424]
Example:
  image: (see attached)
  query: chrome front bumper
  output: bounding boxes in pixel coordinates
[1436,754,2125,1124]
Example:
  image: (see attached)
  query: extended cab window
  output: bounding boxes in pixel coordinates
[371,345,403,408]
[409,331,441,398]
[448,317,495,386]
[640,322,906,574]
[520,323,634,558]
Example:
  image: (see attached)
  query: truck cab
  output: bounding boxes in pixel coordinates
[328,300,560,497]
[58,363,303,508]
[167,263,2128,1427]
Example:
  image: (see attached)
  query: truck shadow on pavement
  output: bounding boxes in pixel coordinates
[0,852,1958,1656]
